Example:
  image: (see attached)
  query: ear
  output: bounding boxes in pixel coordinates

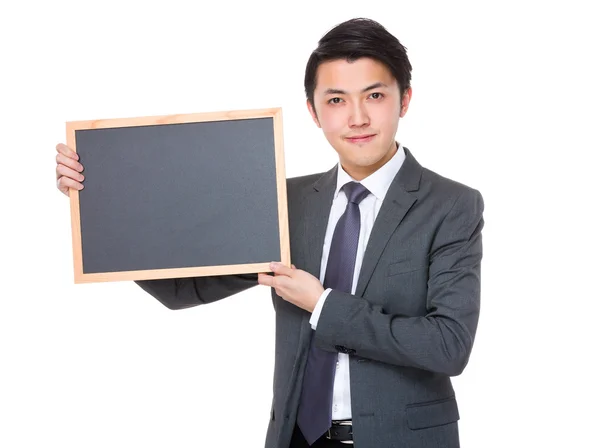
[306,99,321,128]
[399,87,413,118]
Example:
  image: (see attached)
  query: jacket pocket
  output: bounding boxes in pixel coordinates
[405,396,460,430]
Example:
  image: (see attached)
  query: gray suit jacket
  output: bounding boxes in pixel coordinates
[136,147,485,448]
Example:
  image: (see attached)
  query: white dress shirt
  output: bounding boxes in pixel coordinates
[308,143,406,420]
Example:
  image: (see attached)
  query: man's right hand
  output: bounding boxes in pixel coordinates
[55,143,85,196]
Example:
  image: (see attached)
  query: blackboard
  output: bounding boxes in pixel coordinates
[65,108,290,283]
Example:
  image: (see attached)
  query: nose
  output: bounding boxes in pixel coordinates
[349,102,370,128]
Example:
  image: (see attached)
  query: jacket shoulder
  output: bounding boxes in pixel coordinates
[418,166,484,216]
[421,164,483,198]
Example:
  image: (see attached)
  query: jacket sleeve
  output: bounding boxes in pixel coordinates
[134,273,258,310]
[313,188,484,376]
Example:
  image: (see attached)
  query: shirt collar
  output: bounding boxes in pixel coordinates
[334,142,406,201]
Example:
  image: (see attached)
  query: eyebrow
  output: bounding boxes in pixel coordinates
[323,82,389,95]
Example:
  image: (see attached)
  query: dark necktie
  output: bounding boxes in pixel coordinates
[297,181,371,445]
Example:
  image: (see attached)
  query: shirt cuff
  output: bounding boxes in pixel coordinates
[309,288,332,330]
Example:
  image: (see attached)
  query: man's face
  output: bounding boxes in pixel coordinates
[308,57,411,180]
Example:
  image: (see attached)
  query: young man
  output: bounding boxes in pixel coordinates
[55,18,484,448]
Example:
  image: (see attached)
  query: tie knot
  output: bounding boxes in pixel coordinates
[342,182,370,205]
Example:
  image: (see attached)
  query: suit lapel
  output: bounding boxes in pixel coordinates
[354,148,422,297]
[301,165,338,280]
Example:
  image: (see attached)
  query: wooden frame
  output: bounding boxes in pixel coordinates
[66,108,290,283]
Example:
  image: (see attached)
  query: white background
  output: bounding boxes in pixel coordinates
[1,0,598,447]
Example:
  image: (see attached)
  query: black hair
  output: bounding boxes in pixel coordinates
[304,18,412,110]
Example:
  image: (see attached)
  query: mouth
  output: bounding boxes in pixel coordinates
[345,134,376,144]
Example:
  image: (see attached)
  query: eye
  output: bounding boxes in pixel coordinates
[369,92,384,100]
[327,97,343,104]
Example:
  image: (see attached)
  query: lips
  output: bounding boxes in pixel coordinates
[346,134,376,143]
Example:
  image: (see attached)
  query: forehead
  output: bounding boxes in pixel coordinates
[314,57,398,93]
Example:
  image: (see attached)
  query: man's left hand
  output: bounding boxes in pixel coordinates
[258,262,324,312]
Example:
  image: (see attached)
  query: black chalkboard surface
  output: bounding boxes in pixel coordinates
[65,108,290,283]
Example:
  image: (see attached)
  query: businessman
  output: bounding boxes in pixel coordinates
[55,18,484,448]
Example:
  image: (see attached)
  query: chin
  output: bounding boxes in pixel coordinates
[354,149,389,164]
[342,154,385,170]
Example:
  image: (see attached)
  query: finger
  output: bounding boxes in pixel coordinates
[56,163,85,183]
[270,262,295,277]
[259,273,291,293]
[258,273,275,287]
[56,143,79,160]
[57,176,84,196]
[291,264,297,269]
[56,153,84,179]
